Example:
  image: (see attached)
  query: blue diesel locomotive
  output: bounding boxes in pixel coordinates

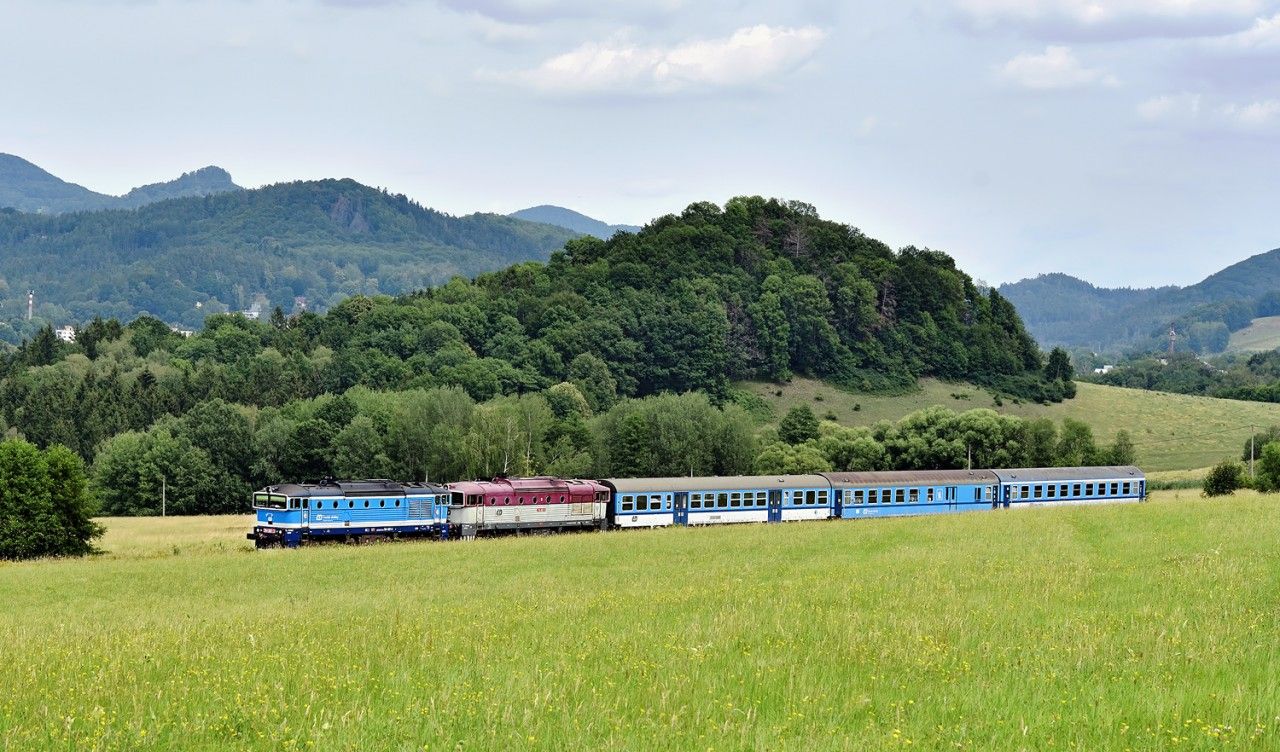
[249,479,451,547]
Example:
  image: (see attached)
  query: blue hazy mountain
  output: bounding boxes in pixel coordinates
[509,205,640,238]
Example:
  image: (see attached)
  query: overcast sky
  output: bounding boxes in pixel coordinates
[3,0,1279,287]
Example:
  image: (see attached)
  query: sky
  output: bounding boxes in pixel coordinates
[3,0,1279,288]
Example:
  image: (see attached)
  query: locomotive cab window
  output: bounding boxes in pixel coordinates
[253,494,288,509]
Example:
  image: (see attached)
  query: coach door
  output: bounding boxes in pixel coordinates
[674,492,689,526]
[768,490,782,523]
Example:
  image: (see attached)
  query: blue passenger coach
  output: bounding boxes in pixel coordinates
[991,466,1145,508]
[249,479,451,548]
[824,470,1000,519]
[604,475,831,528]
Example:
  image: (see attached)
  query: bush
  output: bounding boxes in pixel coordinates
[0,439,102,560]
[1203,459,1246,497]
[779,406,820,445]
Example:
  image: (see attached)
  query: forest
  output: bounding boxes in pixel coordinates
[0,197,1079,517]
[0,178,576,338]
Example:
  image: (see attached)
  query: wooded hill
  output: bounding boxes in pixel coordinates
[0,196,1075,513]
[0,179,577,336]
[0,154,241,214]
[1001,247,1280,354]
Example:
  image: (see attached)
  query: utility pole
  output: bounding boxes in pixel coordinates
[1250,426,1256,479]
[967,444,972,471]
[162,475,167,517]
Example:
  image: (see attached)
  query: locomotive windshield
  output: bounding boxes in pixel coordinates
[254,493,288,510]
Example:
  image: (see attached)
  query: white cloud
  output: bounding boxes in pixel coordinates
[999,45,1118,89]
[495,24,827,95]
[439,0,684,24]
[957,0,1270,40]
[1220,99,1280,126]
[1138,92,1280,131]
[1137,92,1202,122]
[1221,11,1280,47]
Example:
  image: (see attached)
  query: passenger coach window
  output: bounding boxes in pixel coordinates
[909,489,919,503]
[927,488,935,502]
[1034,486,1043,499]
[1073,484,1081,497]
[1123,482,1131,495]
[895,489,905,504]
[718,493,728,508]
[757,492,767,505]
[731,493,742,508]
[868,490,878,504]
[1110,483,1119,495]
[621,495,634,512]
[853,490,864,504]
[1085,483,1094,496]
[1048,486,1056,499]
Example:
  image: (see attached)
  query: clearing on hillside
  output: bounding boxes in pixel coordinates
[1229,315,1280,352]
[1,494,1276,751]
[741,378,1280,471]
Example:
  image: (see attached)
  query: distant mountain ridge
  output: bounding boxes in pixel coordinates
[510,205,640,238]
[1001,248,1280,353]
[0,154,241,213]
[0,178,577,335]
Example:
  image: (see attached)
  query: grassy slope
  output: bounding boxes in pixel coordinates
[1228,316,1280,352]
[740,378,1280,471]
[3,498,1277,751]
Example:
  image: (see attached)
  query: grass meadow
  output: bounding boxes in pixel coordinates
[741,379,1280,471]
[1229,316,1280,353]
[2,493,1278,751]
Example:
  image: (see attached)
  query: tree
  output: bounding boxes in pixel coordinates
[779,406,820,445]
[1044,347,1074,382]
[1055,419,1099,466]
[1107,430,1136,466]
[1242,426,1280,463]
[0,439,102,559]
[1203,458,1245,497]
[753,442,832,474]
[568,354,617,413]
[1254,442,1280,492]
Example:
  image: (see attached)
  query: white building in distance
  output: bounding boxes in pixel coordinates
[55,325,76,343]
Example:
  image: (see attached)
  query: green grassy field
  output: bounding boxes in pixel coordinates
[2,498,1278,751]
[741,378,1280,471]
[1229,316,1280,352]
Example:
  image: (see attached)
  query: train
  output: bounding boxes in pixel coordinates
[248,466,1146,548]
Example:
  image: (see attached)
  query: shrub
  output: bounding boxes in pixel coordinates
[1203,459,1246,497]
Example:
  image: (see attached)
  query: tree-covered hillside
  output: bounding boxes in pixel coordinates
[0,154,240,214]
[0,196,1074,512]
[0,179,578,336]
[1001,248,1280,354]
